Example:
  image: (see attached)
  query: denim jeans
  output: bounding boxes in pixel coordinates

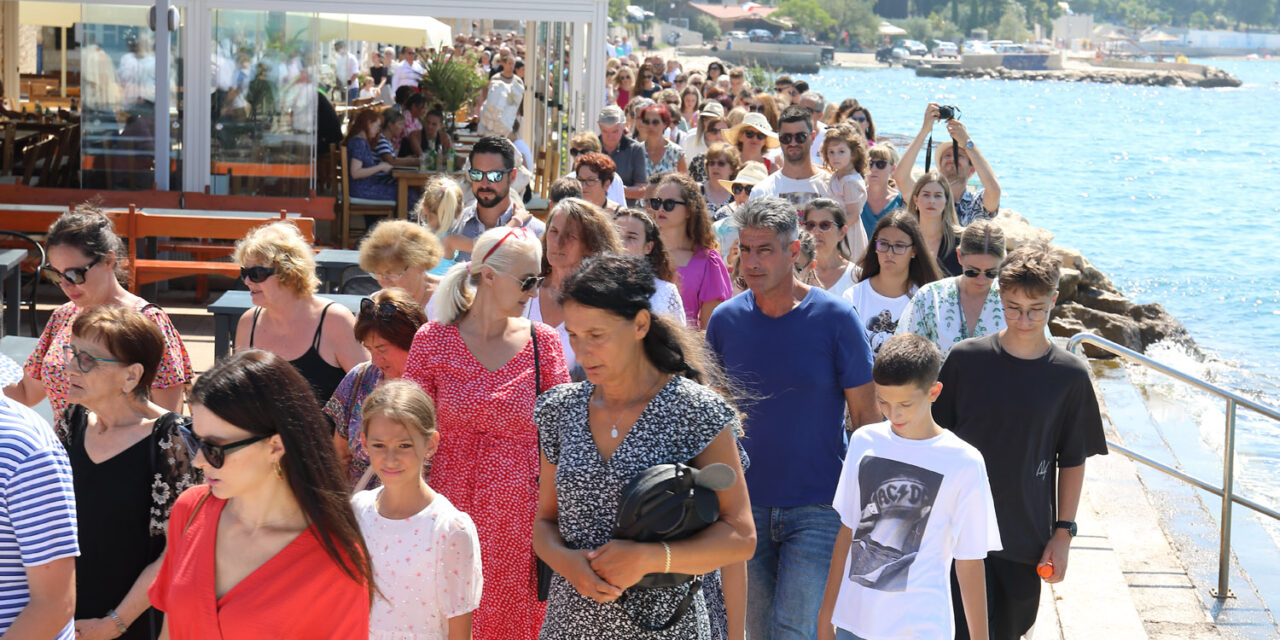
[835,629,867,640]
[747,504,842,640]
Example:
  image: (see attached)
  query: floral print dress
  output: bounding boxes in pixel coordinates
[322,362,386,487]
[895,276,1007,358]
[644,140,685,179]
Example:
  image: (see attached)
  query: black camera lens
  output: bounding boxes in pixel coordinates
[938,105,959,120]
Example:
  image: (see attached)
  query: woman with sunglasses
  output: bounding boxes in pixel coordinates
[700,142,741,211]
[527,198,624,375]
[706,61,725,84]
[404,226,571,640]
[149,350,374,638]
[906,169,963,277]
[750,93,781,131]
[233,221,368,405]
[59,306,198,640]
[655,174,732,329]
[573,152,624,213]
[7,207,191,418]
[724,112,779,174]
[860,144,904,242]
[323,288,427,488]
[358,220,446,320]
[896,220,1008,358]
[835,98,878,145]
[613,68,634,109]
[613,209,686,326]
[637,104,687,179]
[633,68,659,100]
[801,198,865,300]
[845,211,943,354]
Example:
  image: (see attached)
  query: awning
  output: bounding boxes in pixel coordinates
[318,13,453,49]
[20,1,150,28]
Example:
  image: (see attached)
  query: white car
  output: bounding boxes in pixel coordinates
[934,42,959,58]
[725,30,748,40]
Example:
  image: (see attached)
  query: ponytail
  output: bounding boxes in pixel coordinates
[434,261,476,325]
[642,313,701,382]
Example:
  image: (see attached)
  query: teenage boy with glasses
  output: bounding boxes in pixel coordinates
[450,136,545,261]
[749,105,834,209]
[932,244,1106,640]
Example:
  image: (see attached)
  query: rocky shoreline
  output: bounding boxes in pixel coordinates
[914,64,1242,88]
[994,210,1196,358]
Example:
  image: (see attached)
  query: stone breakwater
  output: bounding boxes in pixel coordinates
[994,210,1196,358]
[915,64,1242,88]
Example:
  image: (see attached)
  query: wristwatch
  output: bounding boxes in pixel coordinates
[1054,520,1077,537]
[965,139,975,150]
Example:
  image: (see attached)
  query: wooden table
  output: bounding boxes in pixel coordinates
[314,249,362,293]
[393,170,434,220]
[0,249,25,337]
[206,291,365,361]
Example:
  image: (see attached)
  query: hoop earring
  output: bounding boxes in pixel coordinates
[273,461,284,479]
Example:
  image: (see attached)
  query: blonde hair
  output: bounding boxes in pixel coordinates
[232,221,319,297]
[361,379,438,441]
[725,107,747,128]
[411,176,464,236]
[569,131,602,153]
[358,220,443,275]
[436,226,542,324]
[868,142,899,165]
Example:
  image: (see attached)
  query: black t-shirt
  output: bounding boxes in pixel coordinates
[932,333,1106,564]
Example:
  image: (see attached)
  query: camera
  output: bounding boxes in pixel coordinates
[937,105,960,120]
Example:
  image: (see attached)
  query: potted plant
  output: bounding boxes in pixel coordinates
[417,50,486,131]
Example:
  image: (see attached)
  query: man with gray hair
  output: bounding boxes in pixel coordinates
[706,197,878,640]
[597,105,647,204]
[798,90,831,166]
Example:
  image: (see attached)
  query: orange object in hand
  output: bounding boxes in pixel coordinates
[1037,562,1054,579]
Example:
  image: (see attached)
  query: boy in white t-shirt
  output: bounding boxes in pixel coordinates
[818,334,1001,640]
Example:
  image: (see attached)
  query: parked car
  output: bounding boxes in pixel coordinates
[779,31,806,45]
[875,45,895,64]
[748,28,775,42]
[933,41,959,58]
[900,39,928,56]
[963,40,995,54]
[725,30,748,40]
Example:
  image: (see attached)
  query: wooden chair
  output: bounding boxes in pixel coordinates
[0,134,56,186]
[0,122,14,177]
[52,123,79,188]
[336,144,394,249]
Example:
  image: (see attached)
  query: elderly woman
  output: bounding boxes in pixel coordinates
[613,209,685,326]
[323,288,427,488]
[233,221,367,404]
[573,152,624,213]
[637,104,688,178]
[149,350,373,637]
[527,198,625,373]
[896,220,1008,358]
[724,112,779,173]
[358,219,446,318]
[533,253,755,640]
[61,306,198,640]
[6,207,191,417]
[343,108,397,202]
[404,227,571,640]
[701,142,741,211]
[801,198,864,299]
[570,132,628,209]
[655,174,732,329]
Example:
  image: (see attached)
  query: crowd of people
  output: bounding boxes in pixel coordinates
[0,51,1106,640]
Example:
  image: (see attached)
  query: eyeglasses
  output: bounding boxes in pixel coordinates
[869,159,890,170]
[500,272,545,292]
[576,175,601,186]
[180,431,270,469]
[468,169,508,183]
[803,220,838,232]
[732,184,753,195]
[647,198,687,212]
[359,297,400,320]
[741,129,765,140]
[62,344,120,373]
[875,240,914,255]
[963,267,1000,279]
[371,266,410,282]
[779,132,810,145]
[709,126,727,134]
[42,255,102,286]
[1003,305,1050,321]
[642,119,664,127]
[240,265,276,283]
[569,148,587,156]
[707,160,730,167]
[480,227,534,264]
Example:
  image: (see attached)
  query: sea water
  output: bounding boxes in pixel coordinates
[804,59,1280,516]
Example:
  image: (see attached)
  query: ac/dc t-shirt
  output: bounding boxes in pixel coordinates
[932,333,1107,564]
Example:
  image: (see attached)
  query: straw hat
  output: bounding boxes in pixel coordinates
[724,112,779,148]
[718,161,770,191]
[698,101,725,119]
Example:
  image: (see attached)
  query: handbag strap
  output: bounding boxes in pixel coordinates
[531,322,541,395]
[621,576,704,632]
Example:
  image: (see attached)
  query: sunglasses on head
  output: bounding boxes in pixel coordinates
[62,344,120,374]
[468,169,508,183]
[359,297,399,320]
[180,430,270,469]
[42,254,102,286]
[647,198,687,212]
[869,159,890,170]
[732,183,753,195]
[963,267,1000,279]
[240,265,276,283]
[803,220,837,232]
[779,132,810,145]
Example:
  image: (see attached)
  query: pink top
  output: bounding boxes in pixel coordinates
[676,247,733,328]
[402,321,570,640]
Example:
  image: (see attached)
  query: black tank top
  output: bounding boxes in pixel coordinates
[250,302,347,404]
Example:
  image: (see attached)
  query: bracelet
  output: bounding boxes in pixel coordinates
[661,541,671,573]
[106,609,128,636]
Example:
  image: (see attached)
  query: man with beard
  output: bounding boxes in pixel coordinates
[894,102,1001,226]
[450,136,545,261]
[749,105,834,209]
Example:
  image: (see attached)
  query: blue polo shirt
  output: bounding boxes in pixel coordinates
[706,287,874,507]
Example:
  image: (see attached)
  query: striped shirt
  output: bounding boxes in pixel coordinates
[374,134,397,159]
[0,397,78,638]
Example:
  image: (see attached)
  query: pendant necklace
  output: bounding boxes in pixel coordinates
[604,375,667,440]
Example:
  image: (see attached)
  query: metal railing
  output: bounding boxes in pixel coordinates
[1067,333,1280,600]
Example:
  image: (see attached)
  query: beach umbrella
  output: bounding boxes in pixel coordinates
[878,22,907,36]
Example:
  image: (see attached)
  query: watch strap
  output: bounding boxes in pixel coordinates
[1054,520,1077,536]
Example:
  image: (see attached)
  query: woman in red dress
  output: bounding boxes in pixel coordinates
[405,226,570,639]
[148,350,373,639]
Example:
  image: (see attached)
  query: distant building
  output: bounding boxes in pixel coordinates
[685,2,780,35]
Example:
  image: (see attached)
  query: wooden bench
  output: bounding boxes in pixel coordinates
[0,184,183,211]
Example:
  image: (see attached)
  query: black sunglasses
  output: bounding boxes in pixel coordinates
[647,198,687,212]
[642,119,665,127]
[869,159,890,170]
[732,184,753,195]
[779,132,810,145]
[42,254,102,286]
[468,169,507,183]
[569,148,587,156]
[240,265,276,283]
[359,297,398,320]
[501,272,545,292]
[963,267,1000,279]
[180,431,270,469]
[740,129,765,140]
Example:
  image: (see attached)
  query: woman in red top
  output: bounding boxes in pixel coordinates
[404,226,570,639]
[148,350,374,639]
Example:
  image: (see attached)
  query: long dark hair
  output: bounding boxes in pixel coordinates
[614,209,678,284]
[190,350,376,602]
[857,210,944,288]
[658,173,716,252]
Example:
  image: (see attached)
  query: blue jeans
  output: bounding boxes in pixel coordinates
[747,504,842,640]
[835,629,867,640]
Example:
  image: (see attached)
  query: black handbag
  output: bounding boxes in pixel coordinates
[612,461,736,631]
[532,326,554,602]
